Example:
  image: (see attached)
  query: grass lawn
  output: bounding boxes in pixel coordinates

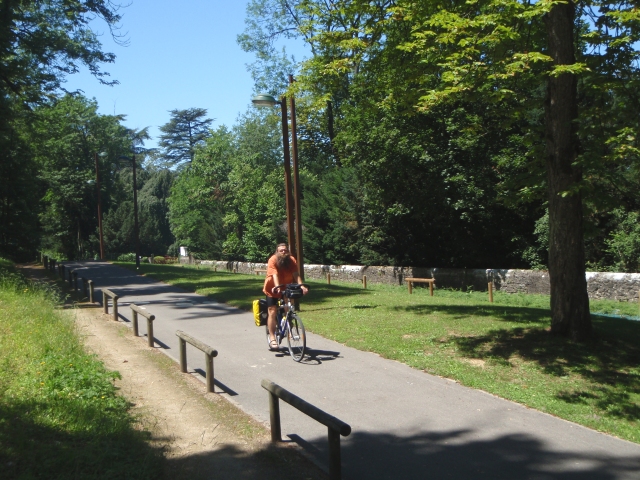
[119,262,640,444]
[0,260,164,478]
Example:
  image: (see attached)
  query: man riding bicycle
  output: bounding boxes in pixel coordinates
[263,243,308,350]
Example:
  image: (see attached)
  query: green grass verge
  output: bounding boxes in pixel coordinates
[117,262,640,443]
[0,261,164,479]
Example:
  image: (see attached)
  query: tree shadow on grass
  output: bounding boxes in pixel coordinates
[398,303,640,422]
[397,302,552,324]
[0,400,164,479]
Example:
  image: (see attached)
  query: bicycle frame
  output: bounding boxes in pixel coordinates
[267,283,307,362]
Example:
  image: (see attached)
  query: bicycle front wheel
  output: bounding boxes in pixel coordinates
[286,313,306,362]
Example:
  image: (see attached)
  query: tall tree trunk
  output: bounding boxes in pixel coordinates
[545,1,592,341]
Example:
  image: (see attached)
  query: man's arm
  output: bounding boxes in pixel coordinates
[292,272,309,295]
[271,273,281,295]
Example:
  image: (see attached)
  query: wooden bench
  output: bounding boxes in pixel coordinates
[255,269,267,275]
[405,277,435,296]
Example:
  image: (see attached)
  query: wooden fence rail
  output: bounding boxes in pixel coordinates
[175,330,218,393]
[261,379,351,480]
[130,304,156,347]
[102,288,119,321]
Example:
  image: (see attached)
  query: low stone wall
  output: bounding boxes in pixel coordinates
[188,258,640,303]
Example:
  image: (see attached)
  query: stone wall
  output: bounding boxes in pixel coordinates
[187,258,640,303]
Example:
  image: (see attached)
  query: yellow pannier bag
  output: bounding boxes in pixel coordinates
[253,299,267,326]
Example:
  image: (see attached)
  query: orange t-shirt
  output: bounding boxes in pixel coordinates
[263,255,298,297]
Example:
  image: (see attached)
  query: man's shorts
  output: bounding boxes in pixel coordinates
[265,295,281,308]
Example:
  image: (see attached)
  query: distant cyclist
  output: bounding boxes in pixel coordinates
[263,243,308,350]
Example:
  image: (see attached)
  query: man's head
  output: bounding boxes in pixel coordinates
[275,243,292,268]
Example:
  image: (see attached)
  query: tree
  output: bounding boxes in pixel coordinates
[284,0,640,340]
[30,94,130,259]
[158,108,213,168]
[0,0,124,261]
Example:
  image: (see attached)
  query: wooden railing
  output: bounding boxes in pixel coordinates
[130,304,156,347]
[102,288,119,321]
[176,330,218,393]
[261,379,351,480]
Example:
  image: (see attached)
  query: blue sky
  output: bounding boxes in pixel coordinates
[64,1,306,149]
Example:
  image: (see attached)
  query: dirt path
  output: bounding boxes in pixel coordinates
[19,263,325,480]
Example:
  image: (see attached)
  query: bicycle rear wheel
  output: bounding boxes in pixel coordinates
[286,313,306,362]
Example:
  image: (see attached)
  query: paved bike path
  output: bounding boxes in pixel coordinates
[67,261,640,479]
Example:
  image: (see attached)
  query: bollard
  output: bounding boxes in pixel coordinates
[327,272,331,285]
[88,280,94,303]
[488,281,494,303]
[362,275,367,289]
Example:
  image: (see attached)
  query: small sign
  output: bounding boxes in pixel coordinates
[179,246,188,257]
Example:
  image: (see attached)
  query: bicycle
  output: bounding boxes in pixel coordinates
[266,283,308,362]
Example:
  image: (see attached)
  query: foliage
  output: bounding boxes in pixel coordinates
[0,260,164,478]
[168,112,287,262]
[0,0,124,261]
[605,209,640,273]
[30,95,130,260]
[158,108,213,168]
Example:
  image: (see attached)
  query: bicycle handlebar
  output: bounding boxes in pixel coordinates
[273,283,309,294]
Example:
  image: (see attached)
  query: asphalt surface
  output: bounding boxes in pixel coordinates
[64,261,640,479]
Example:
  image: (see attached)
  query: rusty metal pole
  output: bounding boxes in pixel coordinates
[94,153,105,260]
[289,74,304,281]
[280,98,296,255]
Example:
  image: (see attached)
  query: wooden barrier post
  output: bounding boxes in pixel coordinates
[205,352,214,393]
[328,429,342,480]
[88,280,94,303]
[488,282,494,303]
[268,390,282,442]
[362,275,367,289]
[408,280,412,295]
[175,330,218,393]
[130,304,155,347]
[179,337,187,373]
[327,272,331,285]
[147,317,154,347]
[261,379,351,480]
[131,309,139,337]
[102,289,119,321]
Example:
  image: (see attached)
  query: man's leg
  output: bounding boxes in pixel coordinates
[267,305,277,342]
